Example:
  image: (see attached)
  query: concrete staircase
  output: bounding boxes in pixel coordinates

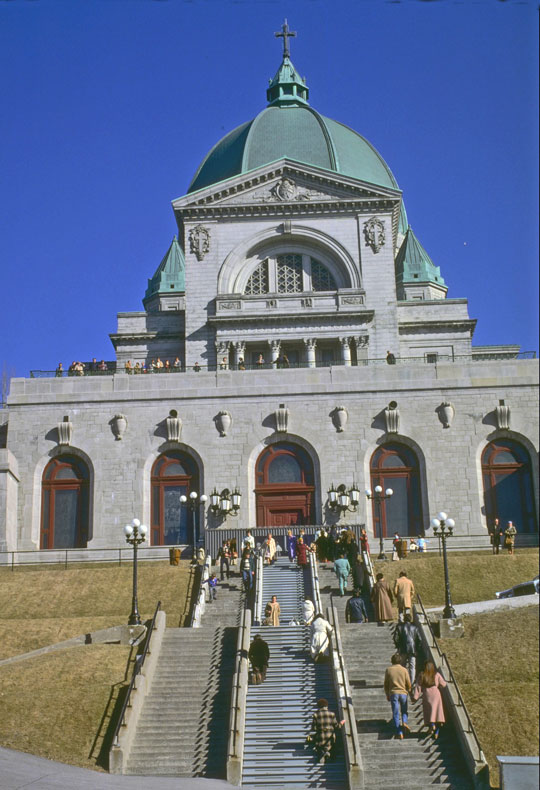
[242,557,347,788]
[318,563,473,790]
[125,572,244,777]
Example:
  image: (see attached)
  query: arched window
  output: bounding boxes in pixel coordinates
[255,442,315,527]
[482,440,536,532]
[244,254,337,295]
[41,455,90,549]
[370,444,423,537]
[151,451,200,546]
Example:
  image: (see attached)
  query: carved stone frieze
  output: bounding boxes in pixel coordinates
[189,224,210,261]
[353,335,369,348]
[57,416,73,446]
[274,403,290,433]
[218,300,241,310]
[302,298,313,308]
[341,295,365,305]
[363,217,386,254]
[495,400,511,430]
[384,401,400,434]
[266,299,277,308]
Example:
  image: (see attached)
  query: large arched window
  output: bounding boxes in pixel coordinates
[255,442,315,527]
[370,444,423,537]
[151,451,200,545]
[482,440,536,532]
[41,455,90,549]
[245,254,337,295]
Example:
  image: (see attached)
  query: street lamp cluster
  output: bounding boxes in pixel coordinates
[327,483,361,514]
[209,487,242,517]
[365,486,393,560]
[123,519,148,625]
[430,511,456,619]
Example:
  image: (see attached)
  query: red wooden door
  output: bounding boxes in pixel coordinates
[255,443,315,528]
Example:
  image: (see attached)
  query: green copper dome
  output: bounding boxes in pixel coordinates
[187,55,406,231]
[144,235,185,305]
[395,226,446,288]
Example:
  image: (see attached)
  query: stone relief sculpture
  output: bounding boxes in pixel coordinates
[384,401,400,434]
[166,410,182,442]
[189,224,210,261]
[495,399,511,430]
[332,406,348,433]
[274,403,290,433]
[215,410,232,437]
[57,416,73,446]
[363,216,385,254]
[438,402,455,429]
[110,414,128,441]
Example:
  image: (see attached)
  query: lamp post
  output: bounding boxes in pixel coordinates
[430,512,456,619]
[179,491,208,561]
[209,487,242,519]
[327,483,361,518]
[365,485,393,560]
[123,518,148,626]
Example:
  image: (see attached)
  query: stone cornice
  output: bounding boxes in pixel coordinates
[398,319,477,335]
[109,332,184,345]
[208,310,374,327]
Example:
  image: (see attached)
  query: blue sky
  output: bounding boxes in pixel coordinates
[0,0,538,379]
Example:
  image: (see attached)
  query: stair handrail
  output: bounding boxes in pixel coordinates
[361,549,375,593]
[226,606,251,786]
[253,551,264,625]
[327,603,364,789]
[309,550,324,614]
[111,600,161,749]
[415,593,489,787]
[190,552,211,627]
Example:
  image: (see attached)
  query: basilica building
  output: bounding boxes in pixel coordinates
[1,30,538,556]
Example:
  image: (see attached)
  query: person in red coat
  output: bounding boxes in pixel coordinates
[296,537,311,567]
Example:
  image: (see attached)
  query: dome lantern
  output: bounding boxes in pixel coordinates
[267,20,309,106]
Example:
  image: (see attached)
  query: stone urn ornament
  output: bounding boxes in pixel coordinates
[438,402,455,429]
[332,406,348,433]
[110,414,128,441]
[215,410,232,437]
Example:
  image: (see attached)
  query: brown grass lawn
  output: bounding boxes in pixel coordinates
[441,606,539,786]
[0,560,193,659]
[372,548,539,608]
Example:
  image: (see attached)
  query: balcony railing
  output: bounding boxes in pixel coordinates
[28,350,536,378]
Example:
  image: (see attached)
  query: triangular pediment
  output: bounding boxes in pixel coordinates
[172,160,401,211]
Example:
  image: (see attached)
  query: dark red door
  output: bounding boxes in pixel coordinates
[255,443,315,528]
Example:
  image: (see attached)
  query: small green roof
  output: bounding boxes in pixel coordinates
[144,236,185,303]
[267,56,309,106]
[395,226,446,287]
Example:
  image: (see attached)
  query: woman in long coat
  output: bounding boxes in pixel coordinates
[371,572,394,622]
[413,660,447,738]
[264,595,281,626]
[286,529,297,563]
[310,614,334,661]
[296,537,310,568]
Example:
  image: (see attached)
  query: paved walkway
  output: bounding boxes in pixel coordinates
[426,593,538,617]
[0,746,229,790]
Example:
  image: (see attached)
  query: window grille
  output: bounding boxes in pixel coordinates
[245,261,269,295]
[311,258,336,291]
[277,254,302,293]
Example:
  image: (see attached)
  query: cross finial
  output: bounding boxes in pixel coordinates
[275,19,297,59]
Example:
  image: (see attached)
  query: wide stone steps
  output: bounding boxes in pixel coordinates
[317,561,473,790]
[242,557,347,789]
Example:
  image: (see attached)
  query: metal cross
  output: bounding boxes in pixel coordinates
[275,19,297,59]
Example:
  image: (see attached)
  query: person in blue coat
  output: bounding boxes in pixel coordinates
[345,589,369,623]
[286,529,297,564]
[333,553,351,597]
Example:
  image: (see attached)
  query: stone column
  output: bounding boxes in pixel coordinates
[216,341,231,370]
[268,340,281,366]
[353,335,369,365]
[340,337,352,367]
[234,342,246,368]
[304,338,317,368]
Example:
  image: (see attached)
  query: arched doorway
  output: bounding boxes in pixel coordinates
[255,442,315,527]
[482,439,536,532]
[41,455,90,549]
[370,443,423,537]
[151,451,200,545]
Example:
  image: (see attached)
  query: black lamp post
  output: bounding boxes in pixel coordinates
[123,518,148,626]
[327,483,361,518]
[180,491,208,561]
[430,512,457,619]
[365,485,393,560]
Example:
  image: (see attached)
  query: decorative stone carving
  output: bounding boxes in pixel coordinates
[189,224,210,261]
[438,402,455,429]
[266,299,277,308]
[219,300,241,310]
[363,217,386,254]
[384,401,400,434]
[57,416,73,446]
[353,335,369,348]
[341,295,365,305]
[302,297,313,308]
[166,410,182,442]
[274,403,290,433]
[495,399,511,430]
[215,410,232,437]
[111,414,127,441]
[332,406,348,433]
[269,178,328,203]
[272,177,298,201]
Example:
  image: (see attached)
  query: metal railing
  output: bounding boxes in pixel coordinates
[190,553,211,628]
[205,526,366,560]
[327,603,364,789]
[226,607,251,785]
[253,552,264,626]
[28,350,537,378]
[361,550,375,593]
[309,551,323,615]
[0,545,180,570]
[415,593,487,765]
[112,600,161,749]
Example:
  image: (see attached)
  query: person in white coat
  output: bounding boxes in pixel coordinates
[303,598,316,625]
[310,614,334,662]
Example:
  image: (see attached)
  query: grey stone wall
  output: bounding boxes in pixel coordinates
[2,358,538,552]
